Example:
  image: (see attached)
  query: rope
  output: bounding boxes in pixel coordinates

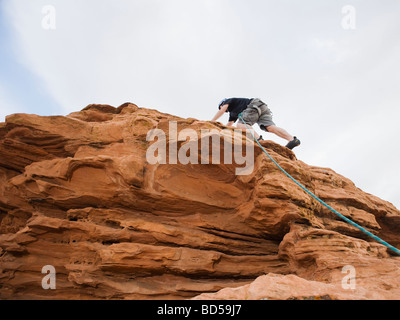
[238,114,400,256]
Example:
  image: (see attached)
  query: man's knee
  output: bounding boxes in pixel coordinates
[261,125,276,133]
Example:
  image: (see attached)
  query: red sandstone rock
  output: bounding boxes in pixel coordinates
[0,103,399,300]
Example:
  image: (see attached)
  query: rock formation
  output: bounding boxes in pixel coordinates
[0,103,399,300]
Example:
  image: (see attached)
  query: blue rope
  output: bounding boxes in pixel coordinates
[238,114,400,256]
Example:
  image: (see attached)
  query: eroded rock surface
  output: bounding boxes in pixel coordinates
[1,103,399,299]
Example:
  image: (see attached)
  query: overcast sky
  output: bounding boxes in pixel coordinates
[1,0,399,209]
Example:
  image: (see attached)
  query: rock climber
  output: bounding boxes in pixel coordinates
[211,97,301,150]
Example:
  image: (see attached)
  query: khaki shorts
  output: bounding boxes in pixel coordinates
[239,99,275,131]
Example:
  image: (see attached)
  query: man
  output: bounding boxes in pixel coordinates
[211,97,301,150]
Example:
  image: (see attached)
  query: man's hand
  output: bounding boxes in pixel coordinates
[211,104,229,122]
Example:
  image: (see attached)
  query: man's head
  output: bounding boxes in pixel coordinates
[218,99,228,110]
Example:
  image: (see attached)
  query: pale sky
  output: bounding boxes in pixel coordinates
[1,0,399,209]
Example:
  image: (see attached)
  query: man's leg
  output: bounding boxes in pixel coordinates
[237,122,261,140]
[264,125,301,150]
[265,125,293,142]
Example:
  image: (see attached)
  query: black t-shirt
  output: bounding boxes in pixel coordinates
[222,98,253,122]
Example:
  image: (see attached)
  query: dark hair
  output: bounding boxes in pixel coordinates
[218,99,227,109]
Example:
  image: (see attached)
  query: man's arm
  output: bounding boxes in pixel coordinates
[211,104,229,122]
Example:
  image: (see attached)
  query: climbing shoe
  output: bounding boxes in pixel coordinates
[286,137,301,150]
